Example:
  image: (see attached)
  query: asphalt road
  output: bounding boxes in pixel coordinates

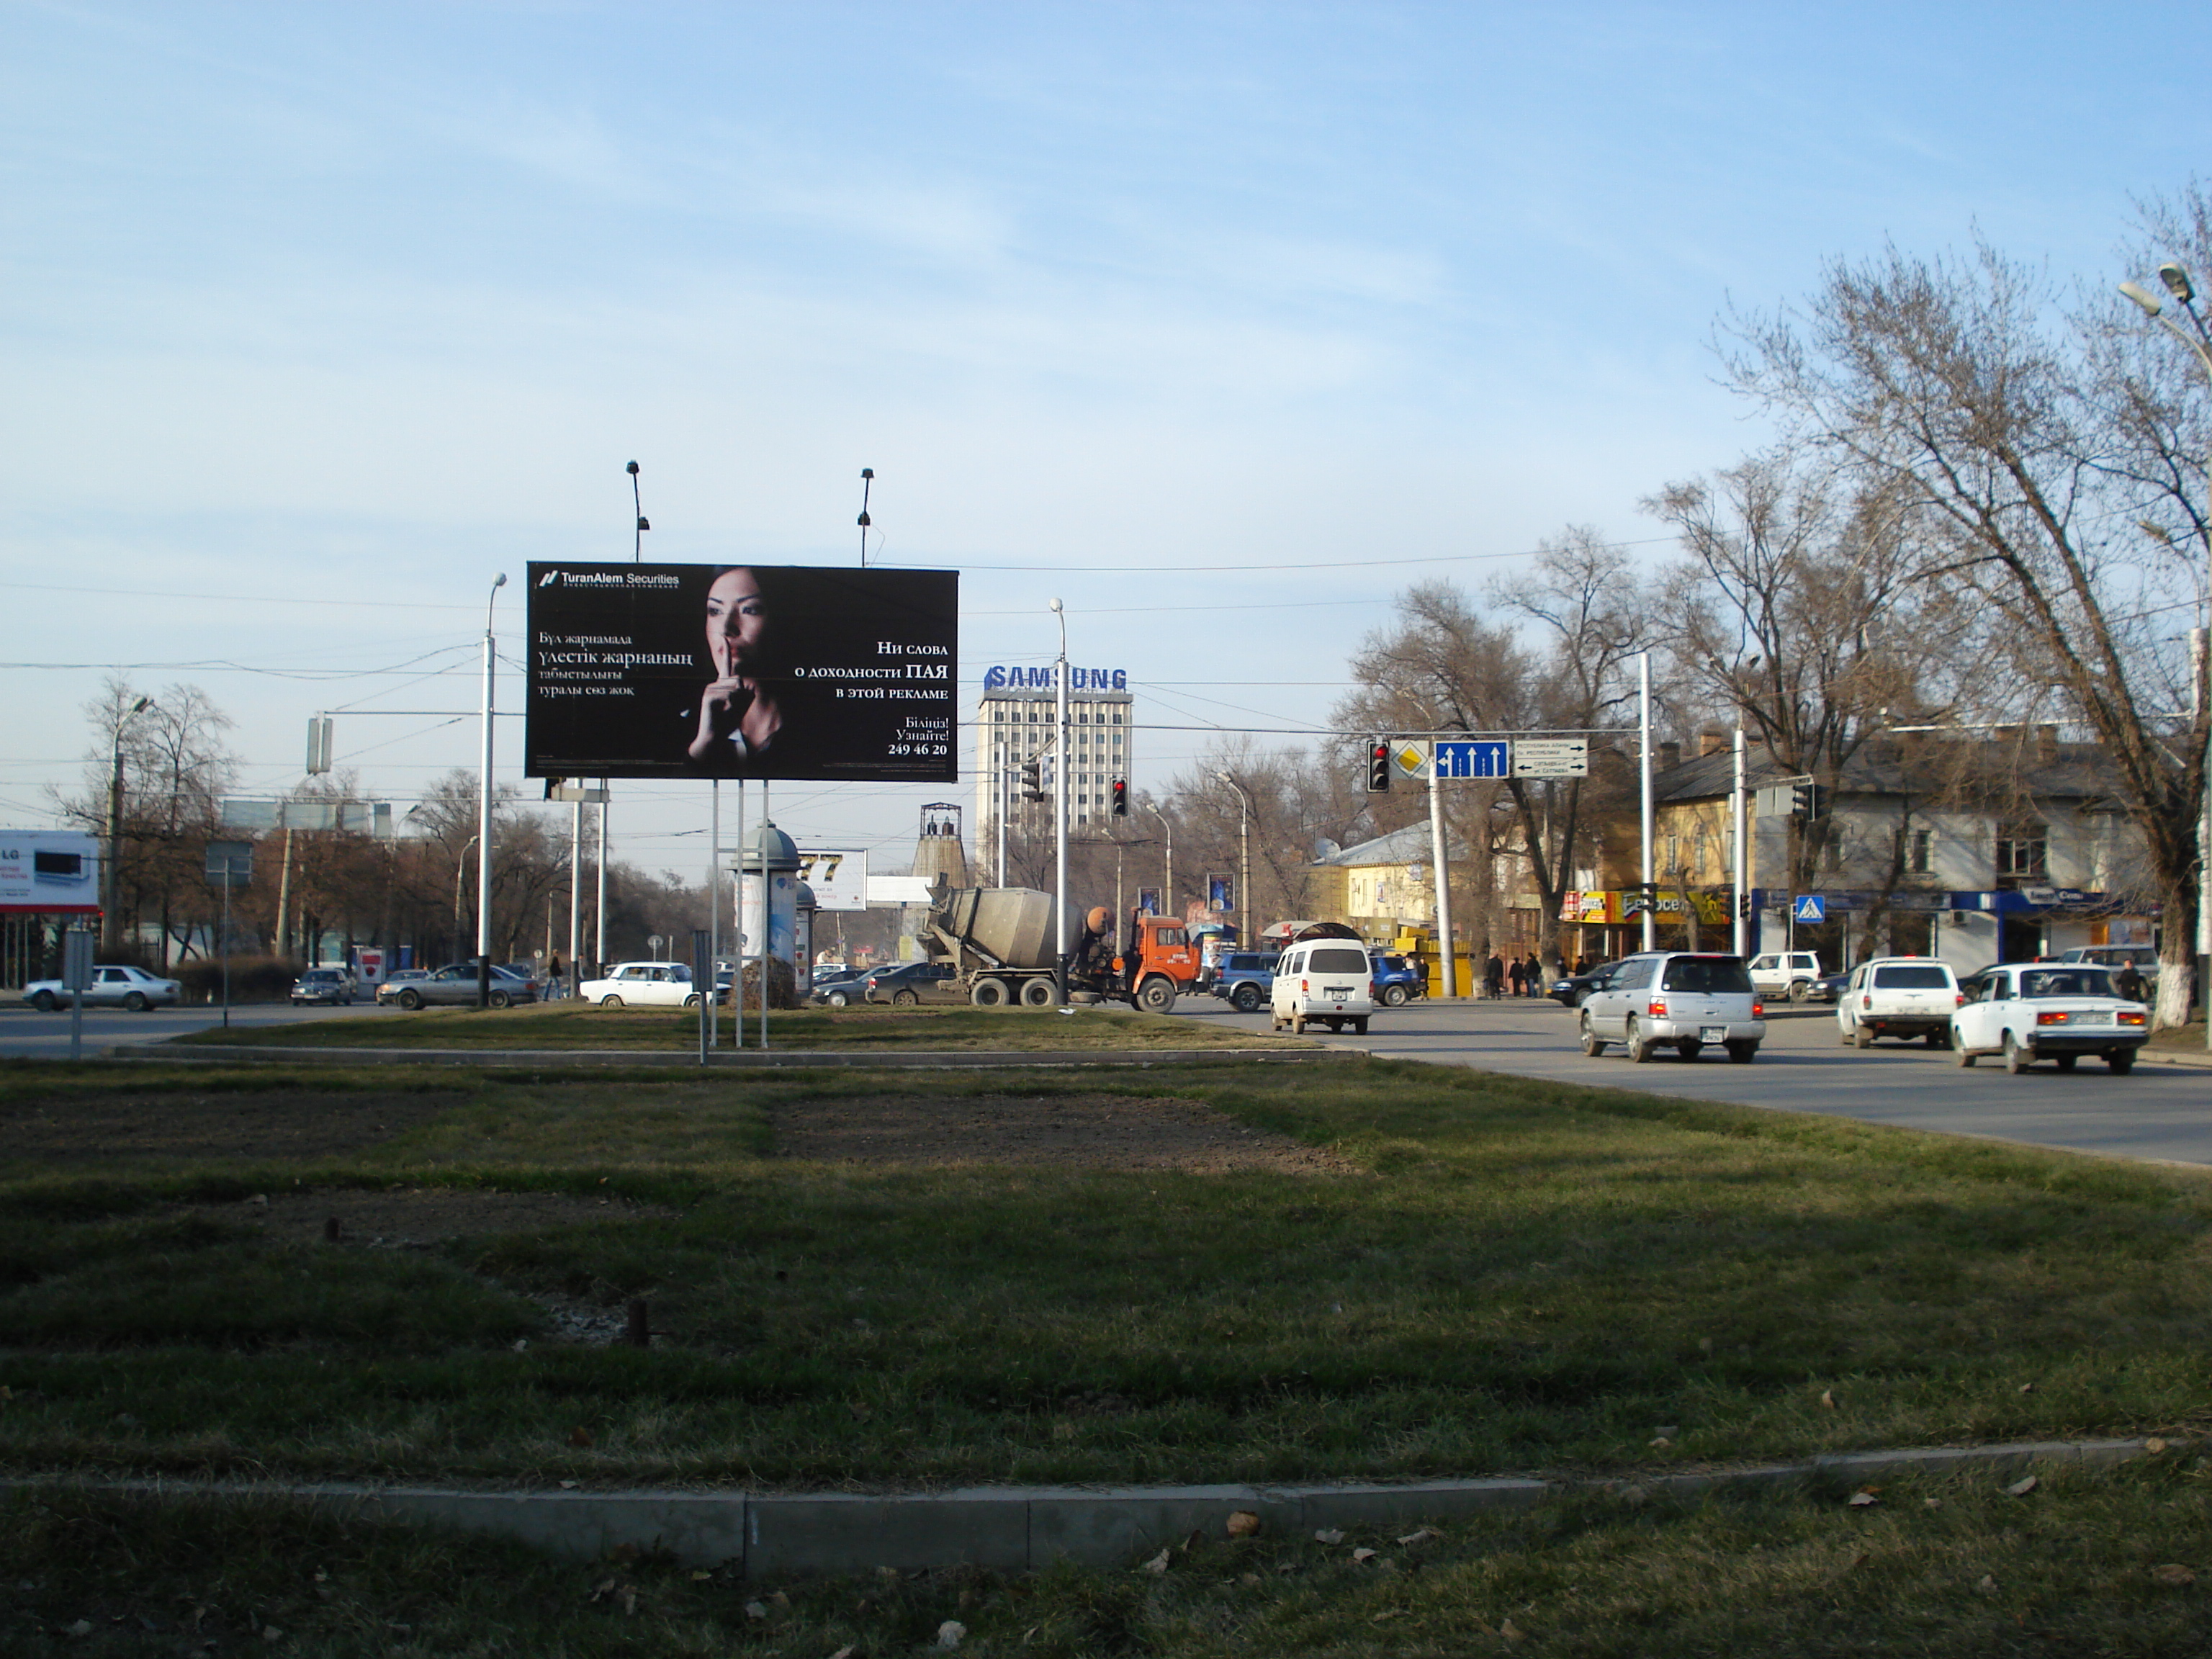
[1177,994,2212,1167]
[0,998,395,1060]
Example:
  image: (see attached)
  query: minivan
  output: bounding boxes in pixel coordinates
[1269,940,1375,1035]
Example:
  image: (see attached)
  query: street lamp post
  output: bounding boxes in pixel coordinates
[1146,804,1175,922]
[478,574,507,1007]
[1051,600,1069,1002]
[1216,773,1253,950]
[2121,264,2212,1048]
[102,696,153,954]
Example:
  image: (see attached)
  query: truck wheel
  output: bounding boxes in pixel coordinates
[1020,977,1057,1007]
[1381,984,1408,1007]
[970,979,1009,1008]
[1136,976,1177,1015]
[1230,981,1262,1013]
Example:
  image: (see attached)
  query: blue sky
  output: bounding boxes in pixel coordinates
[6,1,2208,874]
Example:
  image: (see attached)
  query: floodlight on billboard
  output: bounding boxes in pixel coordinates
[525,562,959,783]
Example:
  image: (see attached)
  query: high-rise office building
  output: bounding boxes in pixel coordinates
[974,664,1133,840]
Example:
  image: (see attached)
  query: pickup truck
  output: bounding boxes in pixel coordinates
[1209,951,1280,1013]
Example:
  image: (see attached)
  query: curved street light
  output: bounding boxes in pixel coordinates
[2120,264,2212,1049]
[1215,771,1253,950]
[478,574,507,1007]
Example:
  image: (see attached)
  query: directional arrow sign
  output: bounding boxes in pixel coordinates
[1434,739,1511,779]
[1511,739,1588,778]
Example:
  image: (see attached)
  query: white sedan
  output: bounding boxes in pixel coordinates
[1951,963,2149,1075]
[577,961,703,1008]
[22,963,183,1012]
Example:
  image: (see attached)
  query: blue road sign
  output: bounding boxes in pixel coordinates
[1434,739,1511,779]
[1793,895,1826,923]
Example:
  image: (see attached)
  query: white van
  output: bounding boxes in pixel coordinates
[1837,957,1961,1048]
[1269,940,1375,1035]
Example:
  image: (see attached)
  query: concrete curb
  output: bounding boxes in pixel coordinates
[105,1045,1358,1069]
[3,1437,2180,1577]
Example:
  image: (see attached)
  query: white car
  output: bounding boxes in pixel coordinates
[22,963,182,1012]
[1837,957,1962,1048]
[1745,950,1824,1003]
[1951,963,2149,1075]
[578,961,703,1008]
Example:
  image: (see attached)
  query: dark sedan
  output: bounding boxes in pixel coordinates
[861,961,963,1006]
[385,963,540,1010]
[1547,962,1619,1009]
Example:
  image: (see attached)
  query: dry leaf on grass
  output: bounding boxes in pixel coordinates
[2005,1475,2038,1497]
[2018,1382,2035,1393]
[1352,1547,1377,1563]
[1313,1528,1344,1545]
[1501,1617,1527,1641]
[831,1647,857,1659]
[1847,1491,1879,1508]
[2151,1564,2197,1587]
[935,1621,966,1650]
[1977,1575,1999,1594]
[1140,1547,1171,1575]
[2147,1437,2170,1454]
[744,1601,768,1620]
[1370,1608,1403,1624]
[1820,1389,1836,1409]
[1226,1510,1262,1537]
[1396,1529,1438,1547]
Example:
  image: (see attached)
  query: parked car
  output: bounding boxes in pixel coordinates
[577,961,703,1008]
[1209,951,1280,1013]
[862,961,963,1006]
[385,963,539,1010]
[2056,945,2159,989]
[289,966,359,1005]
[1370,952,1423,1007]
[1547,961,1619,1009]
[1576,952,1764,1064]
[809,966,873,1007]
[1269,939,1375,1035]
[1837,957,1962,1048]
[22,963,182,1012]
[374,968,432,1005]
[1745,950,1825,1003]
[1951,963,2149,1074]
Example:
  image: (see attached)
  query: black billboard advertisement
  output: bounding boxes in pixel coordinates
[526,562,958,783]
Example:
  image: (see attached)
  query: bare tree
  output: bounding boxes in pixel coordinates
[1719,217,2210,1025]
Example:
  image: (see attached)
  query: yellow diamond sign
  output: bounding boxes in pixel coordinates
[1390,741,1431,779]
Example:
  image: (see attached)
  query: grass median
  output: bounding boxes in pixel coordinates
[4,1053,2210,1502]
[171,1002,1288,1052]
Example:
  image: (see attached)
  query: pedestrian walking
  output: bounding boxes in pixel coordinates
[1483,951,1506,1000]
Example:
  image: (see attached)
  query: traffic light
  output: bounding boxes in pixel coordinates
[1364,740,1392,793]
[1020,760,1043,802]
[1737,890,1751,918]
[1790,783,1832,819]
[1110,779,1128,817]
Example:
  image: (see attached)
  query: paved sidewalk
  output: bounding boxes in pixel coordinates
[3,1436,2182,1578]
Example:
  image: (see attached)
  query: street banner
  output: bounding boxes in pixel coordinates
[796,849,868,912]
[0,832,100,914]
[526,562,958,783]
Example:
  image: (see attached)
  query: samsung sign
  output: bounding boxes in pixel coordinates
[983,665,1127,691]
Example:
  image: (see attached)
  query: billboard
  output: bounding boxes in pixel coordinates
[526,562,958,783]
[0,831,101,914]
[796,849,868,912]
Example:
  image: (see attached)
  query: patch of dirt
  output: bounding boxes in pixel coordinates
[177,1186,677,1248]
[770,1091,1358,1173]
[0,1089,465,1165]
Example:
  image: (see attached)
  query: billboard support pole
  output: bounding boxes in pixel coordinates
[760,784,770,1051]
[595,787,608,980]
[478,574,507,1009]
[568,799,582,998]
[1639,651,1656,955]
[1732,724,1748,957]
[706,780,719,1057]
[734,781,746,1047]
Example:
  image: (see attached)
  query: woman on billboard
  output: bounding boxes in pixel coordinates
[686,565,790,770]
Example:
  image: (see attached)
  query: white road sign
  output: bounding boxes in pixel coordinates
[1390,740,1431,780]
[1511,739,1589,778]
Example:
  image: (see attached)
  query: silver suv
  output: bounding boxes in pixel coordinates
[1578,951,1765,1064]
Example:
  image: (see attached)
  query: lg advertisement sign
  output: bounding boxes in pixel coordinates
[0,831,100,914]
[526,563,958,784]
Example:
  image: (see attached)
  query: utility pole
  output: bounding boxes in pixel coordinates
[102,696,152,955]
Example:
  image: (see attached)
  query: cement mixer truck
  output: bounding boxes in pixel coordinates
[921,883,1203,1012]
